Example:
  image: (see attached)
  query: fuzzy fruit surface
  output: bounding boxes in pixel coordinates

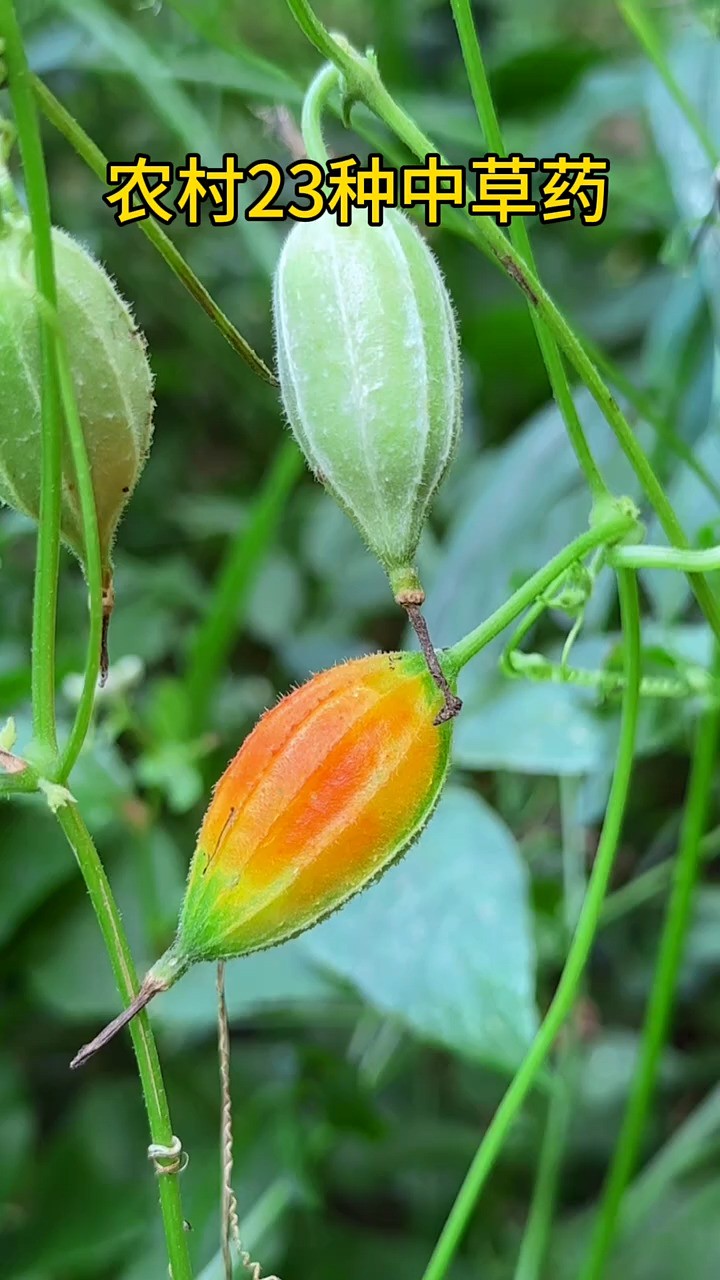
[273,209,462,593]
[0,217,154,570]
[155,651,455,978]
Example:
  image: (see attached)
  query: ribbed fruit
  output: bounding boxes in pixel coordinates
[162,649,454,977]
[273,208,462,601]
[0,210,154,576]
[70,650,457,1066]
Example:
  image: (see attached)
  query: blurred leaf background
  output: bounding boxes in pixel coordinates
[2,1,720,1277]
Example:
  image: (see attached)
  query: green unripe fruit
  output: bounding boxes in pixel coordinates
[273,209,462,602]
[0,207,154,577]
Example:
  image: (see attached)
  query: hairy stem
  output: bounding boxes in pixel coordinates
[0,0,62,760]
[53,331,103,781]
[57,804,193,1279]
[301,62,339,165]
[31,76,277,386]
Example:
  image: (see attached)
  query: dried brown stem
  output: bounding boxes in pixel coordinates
[70,973,167,1069]
[403,604,463,725]
[100,574,115,687]
[0,747,27,774]
[218,961,235,1280]
[217,962,280,1280]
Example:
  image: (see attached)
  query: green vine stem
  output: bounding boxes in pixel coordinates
[57,804,194,1280]
[31,76,277,387]
[499,575,716,702]
[422,568,641,1280]
[582,333,720,507]
[601,823,720,928]
[0,5,194,1274]
[579,646,720,1280]
[444,508,637,676]
[284,0,720,648]
[611,544,720,572]
[52,329,103,782]
[505,648,715,702]
[513,778,585,1280]
[1,0,62,762]
[300,62,338,165]
[449,0,607,501]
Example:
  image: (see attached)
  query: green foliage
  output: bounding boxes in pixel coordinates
[1,2,720,1279]
[305,785,538,1069]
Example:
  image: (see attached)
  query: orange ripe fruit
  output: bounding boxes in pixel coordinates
[71,650,456,1067]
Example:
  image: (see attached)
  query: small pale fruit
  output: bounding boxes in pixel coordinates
[272,208,462,600]
[0,204,154,576]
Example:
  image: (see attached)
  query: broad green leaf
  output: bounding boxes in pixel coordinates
[303,786,538,1070]
[453,677,607,776]
[246,550,305,645]
[645,28,720,338]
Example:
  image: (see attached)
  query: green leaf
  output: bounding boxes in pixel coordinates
[645,27,720,336]
[303,786,538,1070]
[453,677,607,777]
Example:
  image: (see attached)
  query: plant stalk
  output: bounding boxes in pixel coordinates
[579,647,720,1280]
[0,0,62,760]
[513,777,585,1280]
[57,804,193,1279]
[446,512,636,675]
[53,331,104,781]
[611,544,720,572]
[31,76,277,386]
[300,62,338,165]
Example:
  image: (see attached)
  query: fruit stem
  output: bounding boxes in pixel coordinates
[301,61,338,165]
[447,512,636,674]
[100,571,114,687]
[1,0,63,760]
[70,971,168,1069]
[403,604,463,725]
